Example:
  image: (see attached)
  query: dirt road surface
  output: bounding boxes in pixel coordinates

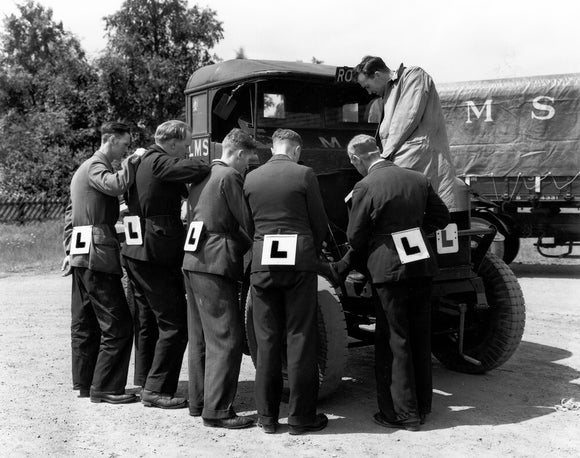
[1,263,579,457]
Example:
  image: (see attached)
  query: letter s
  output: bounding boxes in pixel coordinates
[531,96,555,120]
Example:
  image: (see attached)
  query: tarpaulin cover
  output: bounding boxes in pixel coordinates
[438,73,580,178]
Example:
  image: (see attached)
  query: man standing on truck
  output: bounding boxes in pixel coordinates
[354,55,457,211]
[62,121,140,404]
[182,128,257,429]
[121,120,209,410]
[243,128,329,435]
[345,134,449,430]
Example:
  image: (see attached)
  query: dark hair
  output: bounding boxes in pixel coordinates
[354,56,390,78]
[100,121,131,137]
[272,128,303,147]
[223,128,258,151]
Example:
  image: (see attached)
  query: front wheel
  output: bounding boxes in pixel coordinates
[471,214,520,264]
[432,252,525,373]
[244,276,348,400]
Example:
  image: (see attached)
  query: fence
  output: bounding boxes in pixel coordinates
[0,197,68,223]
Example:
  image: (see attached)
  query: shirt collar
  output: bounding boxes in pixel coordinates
[269,154,293,162]
[367,158,386,173]
[391,63,405,83]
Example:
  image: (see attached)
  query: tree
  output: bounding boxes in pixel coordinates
[0,0,226,199]
[0,1,100,198]
[97,0,224,142]
[0,0,94,115]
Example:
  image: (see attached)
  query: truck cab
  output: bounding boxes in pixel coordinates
[185,60,525,398]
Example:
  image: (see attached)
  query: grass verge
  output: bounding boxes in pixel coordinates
[0,220,64,275]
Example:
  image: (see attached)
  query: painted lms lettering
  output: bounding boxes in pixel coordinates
[465,96,555,123]
[191,137,209,156]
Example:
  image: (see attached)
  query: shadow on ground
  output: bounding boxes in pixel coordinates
[169,337,577,436]
[317,339,577,434]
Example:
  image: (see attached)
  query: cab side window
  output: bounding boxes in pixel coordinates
[263,94,286,119]
[190,94,208,135]
[259,84,322,128]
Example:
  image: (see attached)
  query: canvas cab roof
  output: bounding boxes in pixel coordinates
[185,59,337,93]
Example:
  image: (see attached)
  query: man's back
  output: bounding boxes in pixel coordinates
[70,152,121,228]
[122,144,209,266]
[128,145,201,218]
[183,161,251,280]
[244,155,328,273]
[348,161,449,282]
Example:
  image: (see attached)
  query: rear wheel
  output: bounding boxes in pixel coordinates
[432,252,525,373]
[244,276,347,399]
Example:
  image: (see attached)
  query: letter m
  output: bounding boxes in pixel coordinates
[318,136,342,148]
[193,140,203,156]
[466,99,493,124]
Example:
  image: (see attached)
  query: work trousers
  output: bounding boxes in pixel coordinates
[123,257,188,395]
[251,271,319,427]
[184,271,243,419]
[70,267,133,393]
[373,277,433,422]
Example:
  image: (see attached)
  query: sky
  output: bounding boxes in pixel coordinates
[0,0,579,83]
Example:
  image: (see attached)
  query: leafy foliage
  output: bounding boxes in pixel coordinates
[96,0,223,143]
[0,0,224,198]
[0,1,101,198]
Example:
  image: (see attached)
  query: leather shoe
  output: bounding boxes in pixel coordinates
[203,415,255,429]
[288,413,328,435]
[90,389,137,404]
[78,388,90,398]
[141,389,188,409]
[373,412,420,431]
[257,419,278,434]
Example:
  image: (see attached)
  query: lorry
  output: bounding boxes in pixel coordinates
[438,73,580,263]
[184,59,526,398]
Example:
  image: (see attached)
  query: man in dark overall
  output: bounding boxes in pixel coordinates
[243,128,329,435]
[345,134,449,430]
[183,128,257,429]
[62,121,139,404]
[121,120,209,409]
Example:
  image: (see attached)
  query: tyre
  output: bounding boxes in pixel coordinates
[471,214,520,264]
[432,252,525,374]
[244,276,348,400]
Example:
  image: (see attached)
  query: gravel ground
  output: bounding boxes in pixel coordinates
[0,258,579,457]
